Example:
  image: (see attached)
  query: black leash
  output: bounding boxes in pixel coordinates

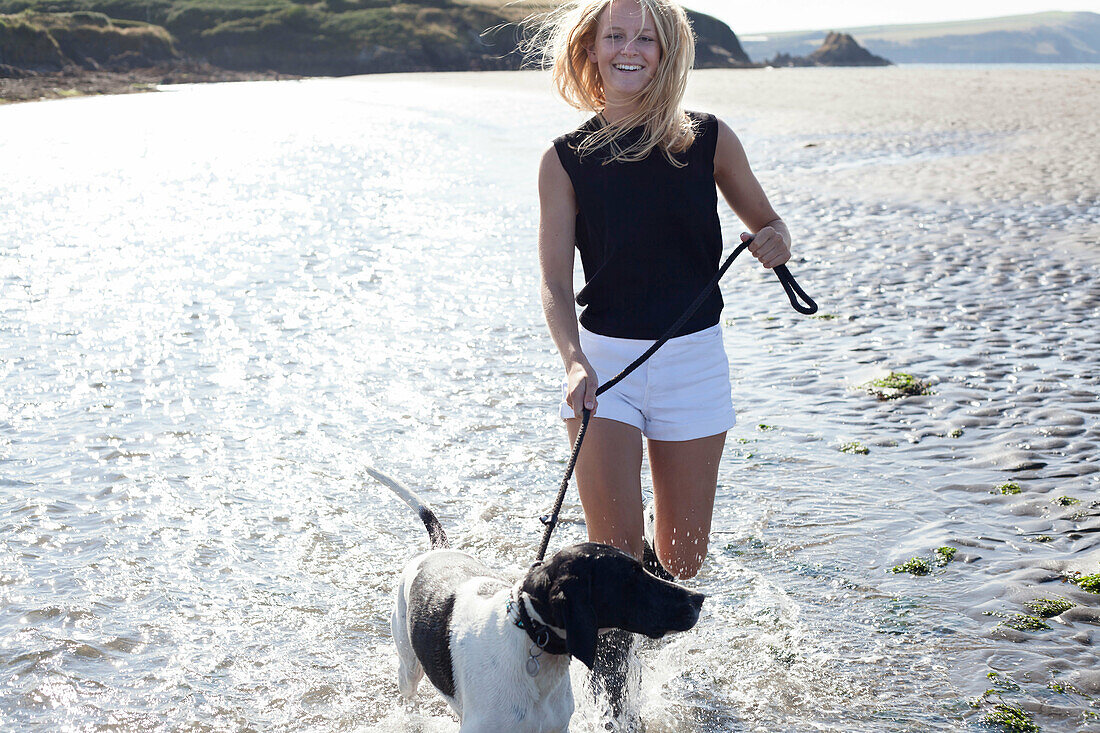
[535,238,817,562]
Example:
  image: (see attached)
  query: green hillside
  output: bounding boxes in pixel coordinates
[740,11,1100,64]
[0,10,176,70]
[0,1,524,74]
[0,0,750,76]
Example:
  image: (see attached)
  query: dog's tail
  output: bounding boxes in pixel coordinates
[364,467,448,549]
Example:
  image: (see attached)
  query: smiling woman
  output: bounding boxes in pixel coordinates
[531,0,797,725]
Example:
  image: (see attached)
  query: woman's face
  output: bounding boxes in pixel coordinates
[587,0,662,104]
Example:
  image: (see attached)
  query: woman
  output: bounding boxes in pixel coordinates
[536,0,791,716]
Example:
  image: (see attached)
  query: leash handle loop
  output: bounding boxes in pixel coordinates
[774,264,818,315]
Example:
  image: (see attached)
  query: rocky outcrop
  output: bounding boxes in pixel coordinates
[768,31,891,67]
[809,31,891,66]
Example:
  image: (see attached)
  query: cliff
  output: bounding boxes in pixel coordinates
[0,11,176,75]
[687,8,751,67]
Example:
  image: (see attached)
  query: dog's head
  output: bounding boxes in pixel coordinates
[520,542,705,669]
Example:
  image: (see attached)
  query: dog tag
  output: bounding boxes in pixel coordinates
[525,656,540,677]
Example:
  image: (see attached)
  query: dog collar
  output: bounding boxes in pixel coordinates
[508,587,569,665]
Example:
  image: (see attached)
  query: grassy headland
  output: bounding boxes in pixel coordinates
[0,0,529,76]
[0,0,751,102]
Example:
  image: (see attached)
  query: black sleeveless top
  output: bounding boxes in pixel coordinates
[553,111,723,340]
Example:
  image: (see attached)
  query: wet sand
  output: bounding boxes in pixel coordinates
[692,66,1099,211]
[686,65,1100,731]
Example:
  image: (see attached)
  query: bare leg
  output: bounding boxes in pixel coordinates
[647,432,726,579]
[565,416,643,724]
[565,416,645,558]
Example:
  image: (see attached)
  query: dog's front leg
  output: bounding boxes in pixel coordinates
[538,665,575,733]
[455,667,574,733]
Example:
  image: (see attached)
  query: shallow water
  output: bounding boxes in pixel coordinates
[1,67,1098,731]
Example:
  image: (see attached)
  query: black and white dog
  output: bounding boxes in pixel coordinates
[366,467,704,732]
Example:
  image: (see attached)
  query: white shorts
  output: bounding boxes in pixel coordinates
[559,324,736,442]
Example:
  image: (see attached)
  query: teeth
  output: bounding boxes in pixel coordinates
[614,64,642,71]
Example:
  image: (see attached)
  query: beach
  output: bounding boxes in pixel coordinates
[0,66,1098,731]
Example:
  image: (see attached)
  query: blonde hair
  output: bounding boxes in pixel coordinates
[524,0,697,165]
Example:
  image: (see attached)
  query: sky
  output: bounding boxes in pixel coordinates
[685,1,1099,34]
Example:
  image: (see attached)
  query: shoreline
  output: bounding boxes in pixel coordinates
[6,61,1100,106]
[0,62,296,105]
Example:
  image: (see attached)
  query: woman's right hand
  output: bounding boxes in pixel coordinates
[565,359,598,419]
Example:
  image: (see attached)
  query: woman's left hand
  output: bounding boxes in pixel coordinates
[741,225,790,270]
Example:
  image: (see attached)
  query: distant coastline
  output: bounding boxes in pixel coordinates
[740,11,1100,64]
[891,62,1100,69]
[3,4,1096,105]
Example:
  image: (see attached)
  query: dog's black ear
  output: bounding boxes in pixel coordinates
[552,578,598,668]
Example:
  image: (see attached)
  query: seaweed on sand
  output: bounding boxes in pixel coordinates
[983,702,1040,732]
[1067,572,1100,593]
[862,372,932,400]
[1023,597,1074,618]
[891,546,957,575]
[891,557,931,575]
[983,610,1052,631]
[970,674,1040,732]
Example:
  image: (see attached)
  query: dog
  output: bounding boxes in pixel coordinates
[366,467,705,732]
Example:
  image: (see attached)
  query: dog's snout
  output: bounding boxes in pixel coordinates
[682,592,704,628]
[669,589,704,632]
